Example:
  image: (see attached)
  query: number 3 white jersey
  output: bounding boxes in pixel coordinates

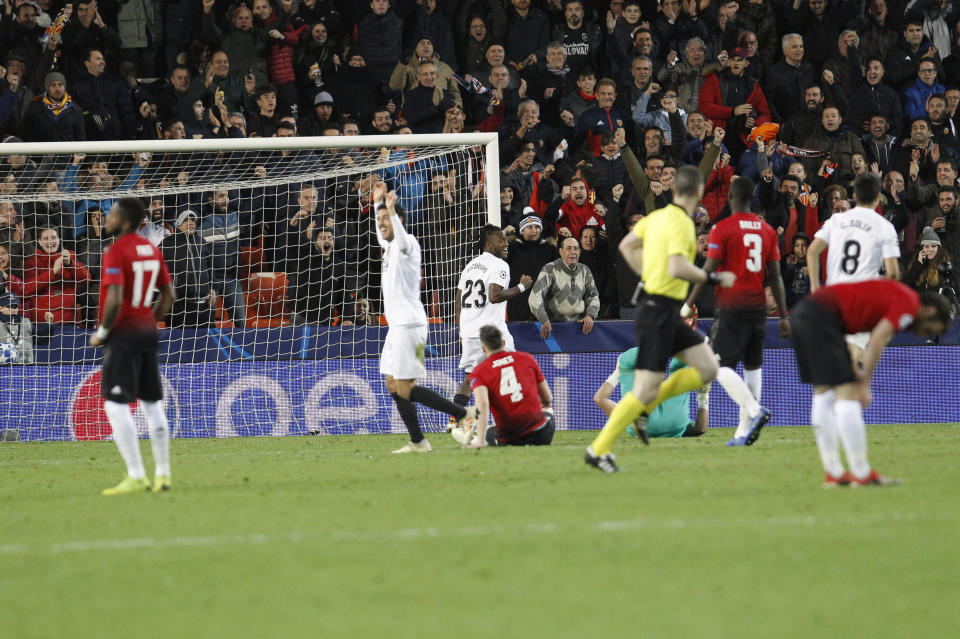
[814,206,900,284]
[458,251,511,338]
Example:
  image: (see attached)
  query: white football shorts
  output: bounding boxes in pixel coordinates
[458,330,515,373]
[380,324,429,379]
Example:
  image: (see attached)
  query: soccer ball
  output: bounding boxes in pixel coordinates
[0,342,17,365]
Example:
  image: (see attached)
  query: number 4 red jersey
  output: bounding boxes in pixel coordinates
[707,212,780,310]
[99,233,172,335]
[469,350,547,441]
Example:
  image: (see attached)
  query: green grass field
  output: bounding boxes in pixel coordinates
[2,425,958,638]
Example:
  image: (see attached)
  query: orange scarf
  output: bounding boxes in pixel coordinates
[43,92,73,118]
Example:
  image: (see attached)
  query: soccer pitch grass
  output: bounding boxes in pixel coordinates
[2,425,958,638]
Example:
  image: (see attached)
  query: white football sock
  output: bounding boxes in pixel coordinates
[835,399,871,479]
[104,401,145,479]
[744,368,762,402]
[811,391,845,478]
[716,367,760,438]
[140,400,171,477]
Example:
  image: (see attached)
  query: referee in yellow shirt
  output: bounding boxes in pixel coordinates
[586,133,737,473]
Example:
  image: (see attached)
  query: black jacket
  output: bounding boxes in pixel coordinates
[604,197,640,308]
[71,71,136,140]
[763,59,815,122]
[506,237,556,321]
[402,85,452,133]
[162,231,213,301]
[21,96,85,142]
[292,247,346,325]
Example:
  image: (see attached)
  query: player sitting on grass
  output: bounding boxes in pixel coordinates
[790,279,951,487]
[456,325,555,448]
[372,182,477,454]
[449,225,533,422]
[89,198,175,495]
[594,349,709,439]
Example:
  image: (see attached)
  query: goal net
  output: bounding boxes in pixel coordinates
[0,134,499,440]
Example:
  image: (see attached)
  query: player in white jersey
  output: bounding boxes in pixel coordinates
[372,183,476,454]
[807,173,901,353]
[450,225,533,411]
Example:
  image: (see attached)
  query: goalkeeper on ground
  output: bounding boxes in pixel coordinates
[594,349,709,439]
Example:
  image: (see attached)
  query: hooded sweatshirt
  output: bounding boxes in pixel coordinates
[555,179,605,240]
[21,247,91,325]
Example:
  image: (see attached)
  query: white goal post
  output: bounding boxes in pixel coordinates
[0,133,502,440]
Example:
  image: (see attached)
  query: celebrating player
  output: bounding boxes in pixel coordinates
[790,280,951,486]
[373,183,476,453]
[450,225,533,413]
[594,349,709,439]
[89,198,175,495]
[461,325,555,447]
[685,177,786,446]
[806,173,901,357]
[586,165,753,473]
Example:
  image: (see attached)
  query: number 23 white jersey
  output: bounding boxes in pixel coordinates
[814,206,900,284]
[458,251,510,338]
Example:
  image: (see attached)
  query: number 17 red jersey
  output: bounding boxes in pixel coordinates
[707,212,780,310]
[469,350,547,441]
[99,233,172,336]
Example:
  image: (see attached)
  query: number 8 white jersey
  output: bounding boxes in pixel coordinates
[814,206,900,284]
[457,251,511,338]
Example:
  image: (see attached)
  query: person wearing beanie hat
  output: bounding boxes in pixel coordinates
[21,69,85,142]
[162,209,216,328]
[505,212,555,321]
[903,226,959,315]
[388,32,461,100]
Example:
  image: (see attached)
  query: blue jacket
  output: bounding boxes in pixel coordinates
[902,77,946,122]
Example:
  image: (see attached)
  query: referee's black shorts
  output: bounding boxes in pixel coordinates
[790,298,855,387]
[709,308,766,369]
[101,331,163,404]
[634,293,705,371]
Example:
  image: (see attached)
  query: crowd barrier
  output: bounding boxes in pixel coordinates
[2,320,958,440]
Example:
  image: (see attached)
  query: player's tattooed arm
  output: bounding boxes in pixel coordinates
[488,275,534,303]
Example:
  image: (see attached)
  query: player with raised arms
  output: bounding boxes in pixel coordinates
[449,225,533,416]
[460,325,555,447]
[790,280,951,486]
[586,163,759,473]
[806,172,901,356]
[684,177,786,446]
[89,197,175,495]
[372,182,476,453]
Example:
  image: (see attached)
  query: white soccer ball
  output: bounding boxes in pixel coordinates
[0,342,17,365]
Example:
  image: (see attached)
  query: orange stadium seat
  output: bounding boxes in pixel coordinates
[244,272,290,328]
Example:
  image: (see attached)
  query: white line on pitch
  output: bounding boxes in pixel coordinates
[0,511,940,557]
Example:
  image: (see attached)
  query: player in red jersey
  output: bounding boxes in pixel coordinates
[686,177,790,446]
[791,280,952,487]
[89,198,176,495]
[463,325,555,447]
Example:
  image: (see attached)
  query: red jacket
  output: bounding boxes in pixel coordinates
[702,164,735,221]
[260,14,308,87]
[21,248,91,325]
[556,181,605,239]
[698,72,772,143]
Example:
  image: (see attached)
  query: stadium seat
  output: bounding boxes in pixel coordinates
[244,272,290,328]
[239,240,264,281]
[213,295,235,329]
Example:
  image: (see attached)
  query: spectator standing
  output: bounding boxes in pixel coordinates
[0,53,34,137]
[765,33,816,122]
[578,224,617,319]
[528,236,600,338]
[506,215,555,321]
[200,190,249,327]
[390,35,460,102]
[552,0,602,76]
[0,2,45,72]
[454,3,507,74]
[291,227,346,325]
[154,65,204,125]
[903,61,947,122]
[846,57,904,136]
[21,72,85,142]
[355,0,405,82]
[573,78,628,155]
[698,47,771,151]
[903,227,960,310]
[161,210,217,328]
[505,0,550,69]
[401,61,457,133]
[71,48,135,141]
[554,176,604,240]
[657,37,709,115]
[886,19,942,91]
[201,0,270,86]
[60,0,122,78]
[21,227,91,326]
[802,107,866,185]
[254,0,308,117]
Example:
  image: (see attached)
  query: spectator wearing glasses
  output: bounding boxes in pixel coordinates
[401,61,458,134]
[903,61,947,122]
[885,18,942,92]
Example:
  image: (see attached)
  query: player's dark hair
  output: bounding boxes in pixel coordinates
[727,177,755,212]
[479,325,505,351]
[853,173,881,205]
[115,197,146,230]
[673,165,703,198]
[920,291,954,325]
[479,224,502,252]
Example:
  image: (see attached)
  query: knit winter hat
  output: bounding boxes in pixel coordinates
[920,226,942,246]
[44,72,66,91]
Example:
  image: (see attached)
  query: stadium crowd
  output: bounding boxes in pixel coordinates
[1,0,960,334]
